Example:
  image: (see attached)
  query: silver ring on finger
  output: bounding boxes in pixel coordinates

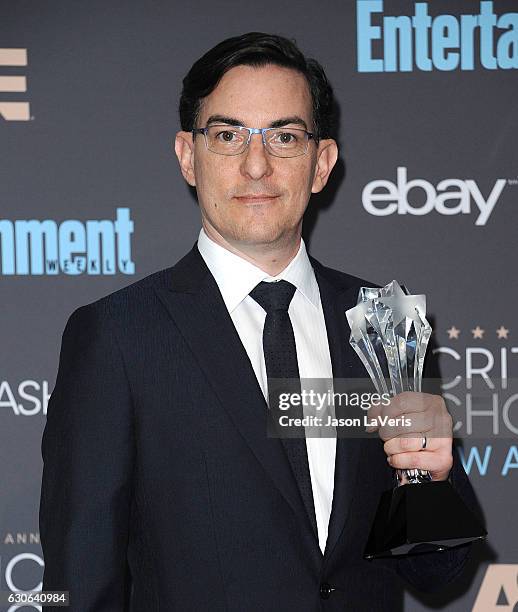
[421,434,427,450]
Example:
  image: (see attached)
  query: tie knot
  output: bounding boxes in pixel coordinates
[250,280,297,313]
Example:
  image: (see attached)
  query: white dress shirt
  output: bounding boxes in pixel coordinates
[197,228,336,554]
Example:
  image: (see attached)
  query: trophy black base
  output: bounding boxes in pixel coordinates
[364,480,487,559]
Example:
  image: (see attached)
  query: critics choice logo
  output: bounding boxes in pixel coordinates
[0,208,135,275]
[434,323,518,479]
[357,1,518,72]
[362,167,507,226]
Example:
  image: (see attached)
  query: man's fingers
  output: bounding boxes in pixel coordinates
[383,391,430,418]
[365,401,383,431]
[366,391,436,433]
[383,433,436,456]
[366,392,452,437]
[387,449,453,473]
[377,411,434,441]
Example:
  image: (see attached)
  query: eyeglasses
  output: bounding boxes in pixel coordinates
[192,124,316,158]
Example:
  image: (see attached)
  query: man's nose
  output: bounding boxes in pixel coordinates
[240,133,273,180]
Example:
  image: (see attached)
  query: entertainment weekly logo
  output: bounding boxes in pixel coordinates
[362,167,507,226]
[357,1,518,72]
[0,208,135,275]
[0,48,30,121]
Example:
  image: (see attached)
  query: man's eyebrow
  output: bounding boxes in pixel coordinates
[205,115,243,126]
[204,114,309,130]
[269,116,308,130]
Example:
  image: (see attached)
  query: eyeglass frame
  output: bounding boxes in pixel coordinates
[191,124,317,158]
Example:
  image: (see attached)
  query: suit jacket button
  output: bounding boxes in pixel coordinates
[320,582,333,599]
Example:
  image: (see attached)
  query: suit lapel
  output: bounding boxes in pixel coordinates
[154,246,321,559]
[311,260,368,561]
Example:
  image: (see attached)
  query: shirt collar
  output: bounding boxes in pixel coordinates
[197,227,320,313]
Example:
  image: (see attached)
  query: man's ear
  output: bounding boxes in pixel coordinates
[311,139,338,193]
[174,131,196,187]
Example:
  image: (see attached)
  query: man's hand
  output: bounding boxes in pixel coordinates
[366,391,453,482]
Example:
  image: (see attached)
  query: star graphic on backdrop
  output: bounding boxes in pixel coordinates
[496,326,509,339]
[447,326,460,339]
[471,326,485,339]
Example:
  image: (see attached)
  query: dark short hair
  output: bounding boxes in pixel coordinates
[179,32,337,141]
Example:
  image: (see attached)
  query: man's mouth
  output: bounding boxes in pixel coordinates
[234,194,280,203]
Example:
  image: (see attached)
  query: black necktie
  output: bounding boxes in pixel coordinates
[249,280,318,537]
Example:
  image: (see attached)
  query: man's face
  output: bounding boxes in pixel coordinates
[175,64,337,249]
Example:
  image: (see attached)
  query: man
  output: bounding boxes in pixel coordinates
[40,32,477,611]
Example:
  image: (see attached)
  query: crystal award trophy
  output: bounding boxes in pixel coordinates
[346,281,486,559]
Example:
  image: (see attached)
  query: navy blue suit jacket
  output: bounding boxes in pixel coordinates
[40,245,475,611]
